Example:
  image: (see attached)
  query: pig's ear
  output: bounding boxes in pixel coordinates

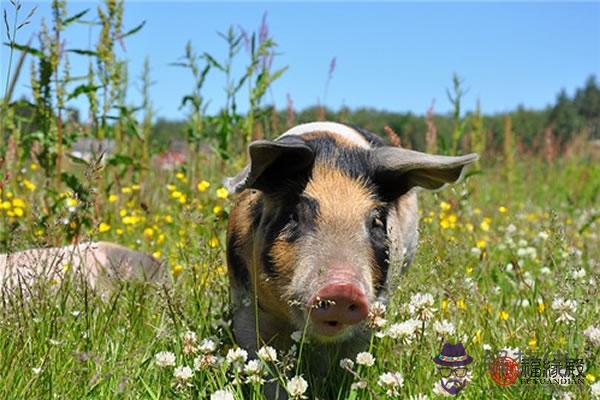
[372,147,478,200]
[224,136,315,194]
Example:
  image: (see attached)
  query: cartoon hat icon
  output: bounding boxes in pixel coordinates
[433,342,473,367]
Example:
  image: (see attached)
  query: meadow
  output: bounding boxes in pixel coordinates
[1,1,599,399]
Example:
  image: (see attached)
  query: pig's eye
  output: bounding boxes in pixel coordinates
[369,209,387,236]
[288,210,299,226]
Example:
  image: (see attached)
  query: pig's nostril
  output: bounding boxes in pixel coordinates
[348,304,357,312]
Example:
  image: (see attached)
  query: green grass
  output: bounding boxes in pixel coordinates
[0,154,598,400]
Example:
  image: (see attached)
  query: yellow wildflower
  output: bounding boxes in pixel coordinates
[537,302,546,313]
[465,266,473,274]
[116,228,123,235]
[178,195,187,204]
[476,239,486,249]
[121,187,132,194]
[440,201,451,211]
[23,179,36,191]
[528,337,537,350]
[441,299,448,312]
[164,215,173,223]
[480,219,491,232]
[172,264,184,277]
[213,205,223,215]
[208,236,220,248]
[143,227,154,238]
[108,194,118,203]
[171,191,183,199]
[197,180,210,192]
[498,206,507,213]
[166,184,176,192]
[1,201,11,209]
[12,198,26,208]
[499,310,509,321]
[585,374,596,383]
[456,299,466,310]
[13,207,24,217]
[30,163,39,171]
[474,329,482,344]
[157,234,165,244]
[465,223,474,232]
[99,223,111,233]
[132,184,140,191]
[153,251,161,259]
[176,172,187,183]
[216,187,229,199]
[119,209,127,217]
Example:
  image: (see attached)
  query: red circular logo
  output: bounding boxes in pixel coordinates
[489,356,520,386]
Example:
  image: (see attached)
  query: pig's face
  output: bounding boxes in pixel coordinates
[227,124,476,342]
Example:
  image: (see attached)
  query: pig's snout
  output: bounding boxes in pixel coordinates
[309,283,369,336]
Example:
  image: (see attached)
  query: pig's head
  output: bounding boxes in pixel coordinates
[227,128,477,342]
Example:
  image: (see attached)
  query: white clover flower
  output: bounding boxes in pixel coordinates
[244,359,262,375]
[243,359,264,384]
[290,330,303,343]
[538,231,549,240]
[584,325,600,347]
[355,352,375,367]
[572,268,586,280]
[506,224,517,234]
[351,380,367,390]
[194,354,218,370]
[410,394,429,400]
[483,343,492,351]
[554,391,575,400]
[199,338,217,354]
[552,298,577,324]
[541,267,551,275]
[183,330,197,343]
[340,358,354,370]
[591,381,600,399]
[520,299,530,307]
[470,247,482,256]
[433,320,455,337]
[32,367,42,375]
[182,330,198,354]
[386,319,421,344]
[378,371,404,396]
[173,365,193,382]
[211,389,234,400]
[226,348,248,365]
[155,351,176,368]
[286,375,308,399]
[408,292,435,321]
[368,301,388,329]
[257,345,277,362]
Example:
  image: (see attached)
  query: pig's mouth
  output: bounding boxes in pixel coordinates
[296,280,371,341]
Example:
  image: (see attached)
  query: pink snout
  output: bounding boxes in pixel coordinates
[309,283,369,336]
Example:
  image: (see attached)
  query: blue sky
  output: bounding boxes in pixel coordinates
[2,1,599,120]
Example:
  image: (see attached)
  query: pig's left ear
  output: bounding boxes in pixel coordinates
[224,136,315,194]
[372,147,478,200]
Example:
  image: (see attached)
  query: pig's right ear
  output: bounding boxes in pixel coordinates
[224,136,315,194]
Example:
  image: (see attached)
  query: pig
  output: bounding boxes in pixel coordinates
[0,241,165,298]
[225,122,477,362]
